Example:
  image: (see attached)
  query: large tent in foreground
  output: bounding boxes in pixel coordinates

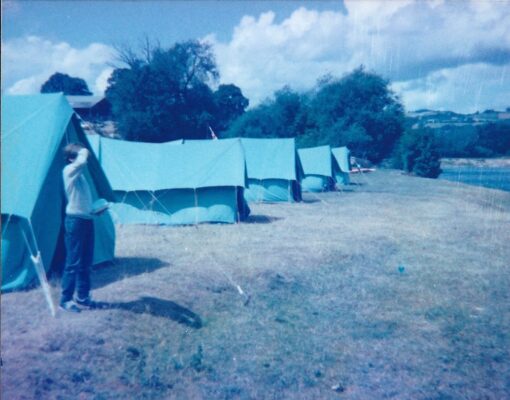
[332,147,351,186]
[297,145,339,192]
[89,136,250,225]
[241,138,303,202]
[1,94,116,291]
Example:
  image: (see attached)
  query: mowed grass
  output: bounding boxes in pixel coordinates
[2,169,510,399]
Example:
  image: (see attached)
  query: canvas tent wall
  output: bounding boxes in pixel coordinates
[240,138,302,202]
[297,145,339,192]
[91,136,249,225]
[1,94,116,291]
[332,147,351,185]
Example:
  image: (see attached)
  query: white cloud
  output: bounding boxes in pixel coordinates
[207,0,510,112]
[94,68,114,94]
[3,1,509,112]
[2,36,115,95]
[392,63,509,113]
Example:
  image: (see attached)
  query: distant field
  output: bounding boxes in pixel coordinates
[2,169,509,399]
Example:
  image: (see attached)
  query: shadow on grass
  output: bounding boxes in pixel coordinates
[101,296,203,329]
[300,197,321,204]
[92,257,169,290]
[244,215,283,224]
[334,187,355,192]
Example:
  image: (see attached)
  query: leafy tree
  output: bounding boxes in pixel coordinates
[224,86,307,139]
[224,104,274,138]
[432,124,478,157]
[475,121,510,156]
[305,66,405,162]
[224,68,404,160]
[271,87,308,138]
[106,40,220,142]
[394,128,442,178]
[212,84,249,133]
[41,72,92,95]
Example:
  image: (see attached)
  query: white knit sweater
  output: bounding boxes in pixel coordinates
[63,148,93,218]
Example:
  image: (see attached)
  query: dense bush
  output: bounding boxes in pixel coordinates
[226,67,405,163]
[419,120,510,158]
[305,67,405,162]
[224,86,306,139]
[432,124,478,157]
[475,121,510,156]
[394,128,442,178]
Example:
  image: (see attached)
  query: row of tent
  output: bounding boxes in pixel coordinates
[1,94,351,291]
[87,136,351,225]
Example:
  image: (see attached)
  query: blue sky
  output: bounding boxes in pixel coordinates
[3,1,346,46]
[3,0,510,113]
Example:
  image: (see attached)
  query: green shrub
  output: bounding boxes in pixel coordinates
[394,128,442,178]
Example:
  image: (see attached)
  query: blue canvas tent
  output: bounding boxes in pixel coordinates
[91,136,250,225]
[297,145,339,192]
[241,138,302,202]
[331,147,351,185]
[1,94,116,291]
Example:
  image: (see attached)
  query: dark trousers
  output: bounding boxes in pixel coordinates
[60,216,94,304]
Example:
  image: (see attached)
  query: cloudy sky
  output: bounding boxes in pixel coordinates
[2,0,510,113]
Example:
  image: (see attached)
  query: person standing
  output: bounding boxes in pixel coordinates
[60,143,98,312]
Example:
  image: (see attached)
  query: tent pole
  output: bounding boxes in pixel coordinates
[336,175,344,193]
[194,188,199,227]
[1,214,13,237]
[235,186,240,224]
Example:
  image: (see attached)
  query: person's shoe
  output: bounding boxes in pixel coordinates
[75,296,101,310]
[59,301,81,313]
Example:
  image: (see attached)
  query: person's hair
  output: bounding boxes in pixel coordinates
[63,143,85,163]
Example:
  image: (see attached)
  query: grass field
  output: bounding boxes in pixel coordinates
[2,169,510,399]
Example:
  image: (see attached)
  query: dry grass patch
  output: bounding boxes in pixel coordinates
[2,170,509,399]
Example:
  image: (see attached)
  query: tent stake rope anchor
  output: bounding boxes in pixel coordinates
[212,251,251,306]
[220,269,251,306]
[21,221,57,317]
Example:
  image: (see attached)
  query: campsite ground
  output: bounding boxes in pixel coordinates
[2,169,510,400]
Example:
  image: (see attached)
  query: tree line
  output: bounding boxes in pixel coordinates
[47,39,510,179]
[423,122,510,159]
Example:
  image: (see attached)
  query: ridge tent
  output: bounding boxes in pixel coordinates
[297,145,338,192]
[1,94,116,292]
[332,147,351,186]
[240,138,303,202]
[91,136,250,225]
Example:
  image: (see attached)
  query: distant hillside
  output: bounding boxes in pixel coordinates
[406,109,510,158]
[407,108,510,129]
